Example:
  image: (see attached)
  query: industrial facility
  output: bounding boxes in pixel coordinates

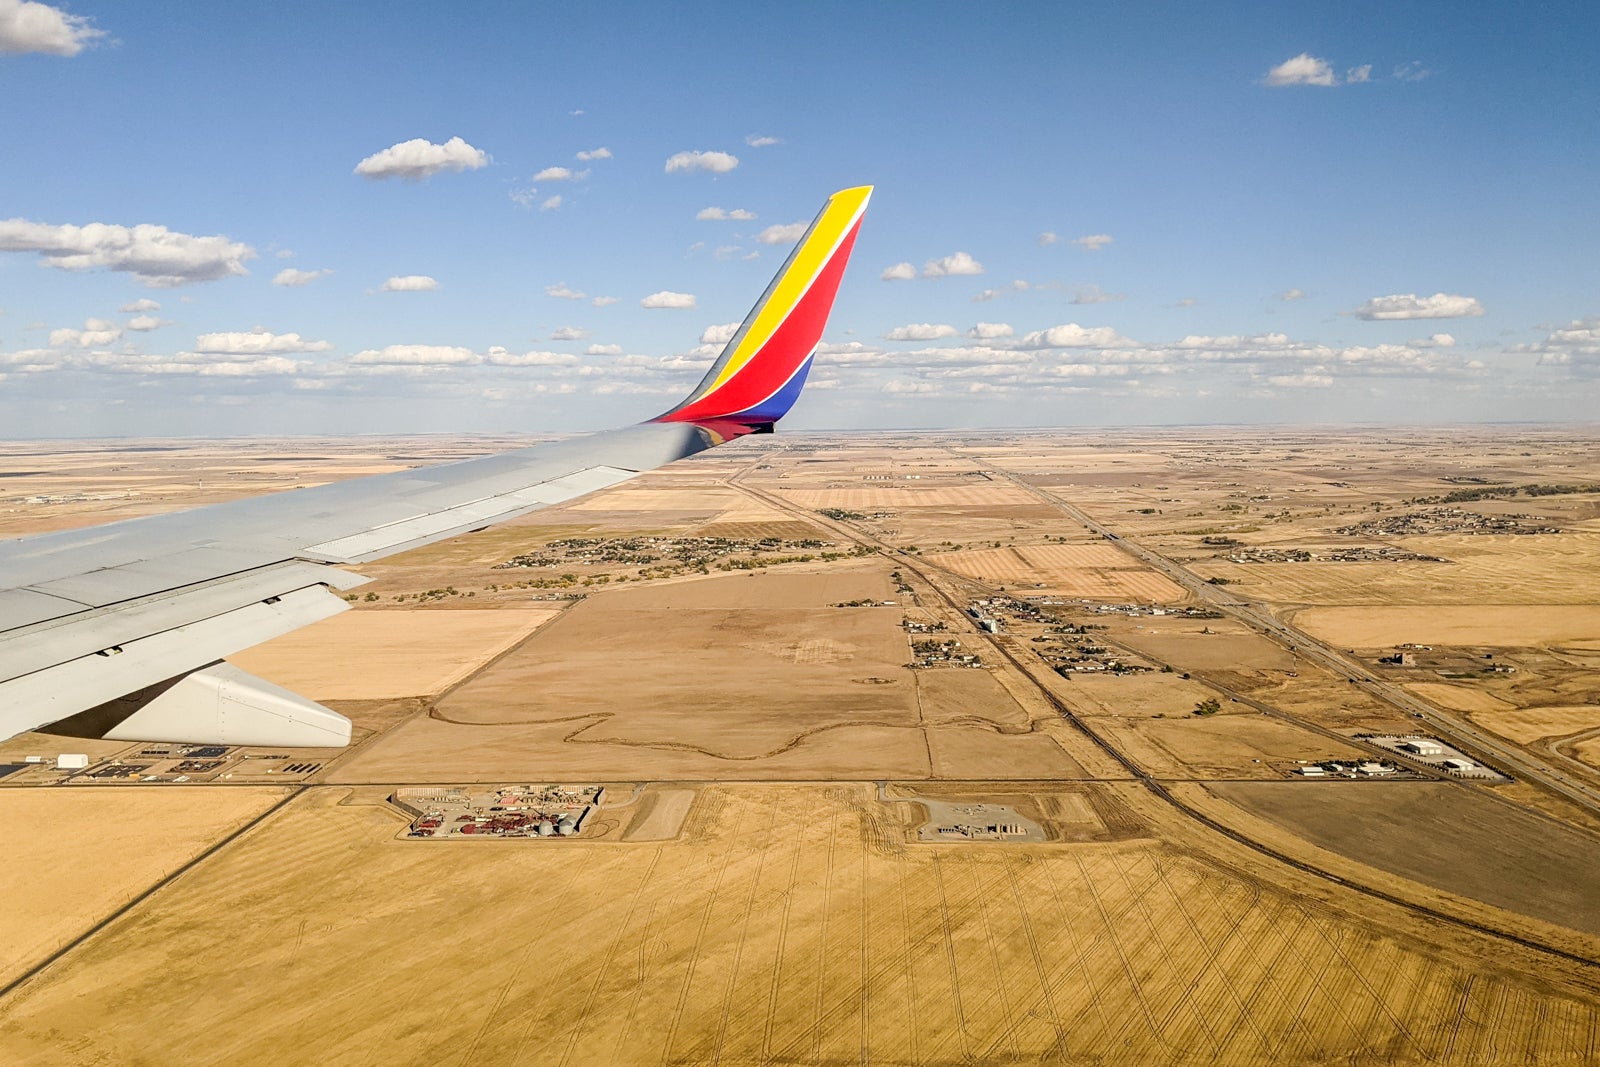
[392,784,604,840]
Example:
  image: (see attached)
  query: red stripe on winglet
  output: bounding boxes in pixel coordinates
[658,220,861,424]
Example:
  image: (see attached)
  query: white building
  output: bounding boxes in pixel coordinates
[1400,739,1446,757]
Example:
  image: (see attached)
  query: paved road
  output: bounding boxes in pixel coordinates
[728,454,1600,969]
[974,459,1600,821]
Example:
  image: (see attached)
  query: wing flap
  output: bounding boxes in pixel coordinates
[0,560,366,684]
[0,588,90,628]
[0,584,350,739]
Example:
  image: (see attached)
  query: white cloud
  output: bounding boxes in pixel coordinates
[540,195,563,212]
[665,150,739,174]
[1394,60,1431,82]
[1516,317,1600,370]
[194,329,334,354]
[591,295,619,307]
[1176,297,1197,308]
[700,322,740,345]
[106,353,306,377]
[0,218,255,287]
[1264,53,1340,87]
[885,323,958,341]
[757,221,807,245]
[697,206,757,221]
[126,314,167,332]
[1037,232,1059,246]
[1352,292,1484,320]
[380,274,439,292]
[881,261,916,281]
[745,135,780,147]
[1071,234,1113,251]
[1280,288,1306,301]
[485,347,578,366]
[119,298,160,313]
[1410,333,1455,348]
[546,282,586,300]
[814,341,888,364]
[353,136,487,181]
[575,147,612,161]
[550,326,589,341]
[0,0,105,56]
[50,318,120,347]
[586,343,623,356]
[273,267,332,287]
[922,252,984,277]
[1346,64,1372,83]
[1174,331,1295,351]
[641,290,696,309]
[1266,371,1334,388]
[973,288,1001,302]
[533,166,587,182]
[1018,323,1127,348]
[350,345,480,366]
[1069,284,1124,305]
[968,322,1014,340]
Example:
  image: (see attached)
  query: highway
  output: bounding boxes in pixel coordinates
[974,460,1600,822]
[726,453,1600,970]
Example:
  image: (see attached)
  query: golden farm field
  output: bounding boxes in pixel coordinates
[777,484,1037,509]
[1203,533,1600,607]
[230,608,560,700]
[4,784,1600,1066]
[929,543,1187,601]
[0,787,287,988]
[1473,706,1600,744]
[1292,606,1600,649]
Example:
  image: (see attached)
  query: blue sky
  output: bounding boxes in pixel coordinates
[2,0,1597,437]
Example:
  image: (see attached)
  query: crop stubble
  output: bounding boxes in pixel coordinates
[1,785,1597,1066]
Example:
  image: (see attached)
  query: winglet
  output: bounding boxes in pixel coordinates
[654,185,872,429]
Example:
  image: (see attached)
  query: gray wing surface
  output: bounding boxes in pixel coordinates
[0,421,719,747]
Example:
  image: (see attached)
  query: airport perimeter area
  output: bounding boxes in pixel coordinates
[5,427,1600,1065]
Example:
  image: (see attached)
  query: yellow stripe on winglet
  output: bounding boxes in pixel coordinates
[698,185,873,398]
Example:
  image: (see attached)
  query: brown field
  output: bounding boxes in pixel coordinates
[1059,670,1227,718]
[1408,681,1519,714]
[777,484,1037,509]
[1199,534,1600,607]
[1210,781,1600,937]
[10,428,1600,1064]
[0,436,515,536]
[1292,605,1600,648]
[1112,619,1294,672]
[0,787,287,987]
[5,784,1600,1066]
[1473,706,1600,744]
[327,564,1090,782]
[230,609,560,700]
[1087,712,1367,779]
[1570,736,1600,772]
[929,543,1187,601]
[566,486,791,523]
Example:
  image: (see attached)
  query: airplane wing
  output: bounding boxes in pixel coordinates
[0,185,873,749]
